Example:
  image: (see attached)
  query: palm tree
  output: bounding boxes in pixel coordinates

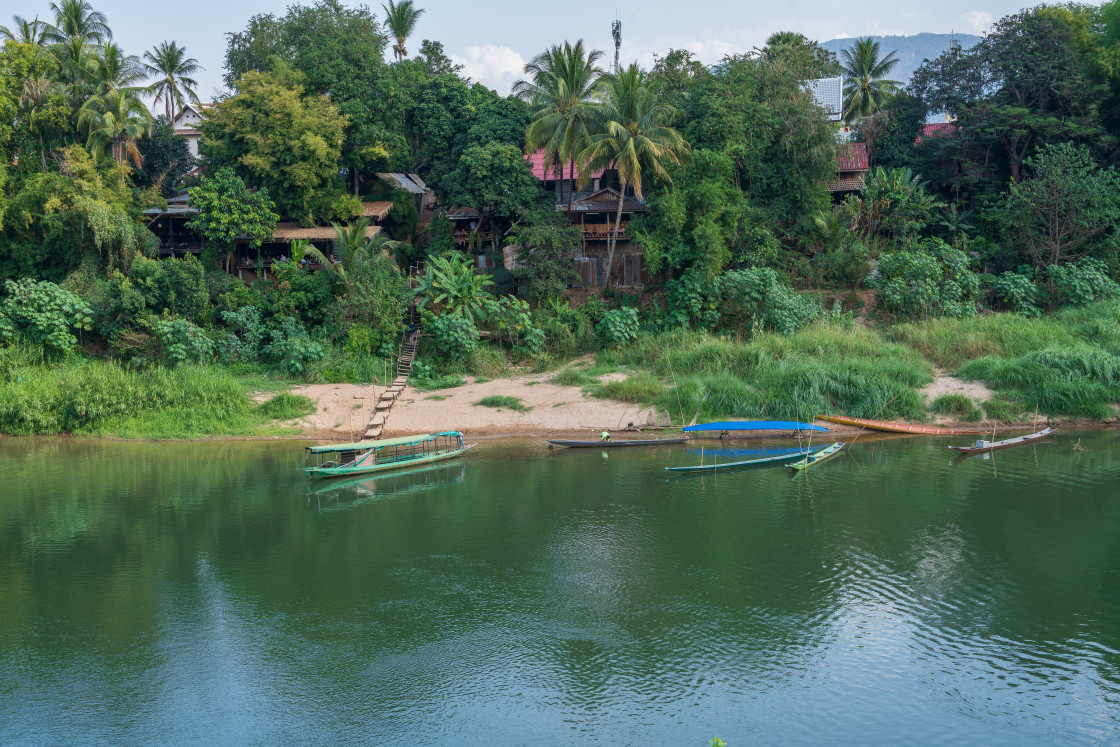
[513,40,604,211]
[761,31,808,59]
[79,87,150,166]
[86,41,146,95]
[580,64,690,287]
[381,1,424,62]
[144,41,202,121]
[21,74,62,168]
[0,15,46,45]
[299,219,405,288]
[839,38,900,123]
[41,0,110,45]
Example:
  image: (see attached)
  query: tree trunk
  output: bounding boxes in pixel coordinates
[38,131,47,170]
[603,187,625,288]
[567,159,576,215]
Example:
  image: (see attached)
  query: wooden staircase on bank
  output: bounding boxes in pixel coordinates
[363,270,423,440]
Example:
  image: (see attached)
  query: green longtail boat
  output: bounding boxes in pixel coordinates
[788,442,845,471]
[303,431,469,478]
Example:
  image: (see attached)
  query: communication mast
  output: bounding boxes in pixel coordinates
[612,20,622,74]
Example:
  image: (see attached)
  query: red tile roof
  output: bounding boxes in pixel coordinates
[916,122,958,144]
[526,150,606,181]
[837,142,869,172]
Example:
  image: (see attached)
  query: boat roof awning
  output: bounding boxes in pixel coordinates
[307,434,437,453]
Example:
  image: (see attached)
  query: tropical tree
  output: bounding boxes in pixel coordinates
[297,219,405,287]
[514,39,604,210]
[839,37,900,123]
[41,0,110,45]
[0,15,46,45]
[144,41,201,121]
[20,74,64,168]
[413,252,494,322]
[580,64,691,287]
[78,87,150,166]
[85,41,146,96]
[381,0,424,62]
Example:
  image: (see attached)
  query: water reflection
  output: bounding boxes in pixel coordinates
[307,461,468,512]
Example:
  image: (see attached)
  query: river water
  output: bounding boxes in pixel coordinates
[1,432,1119,744]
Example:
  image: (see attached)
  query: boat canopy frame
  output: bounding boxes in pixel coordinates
[305,432,464,471]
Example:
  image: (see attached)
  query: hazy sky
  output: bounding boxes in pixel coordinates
[23,0,1077,95]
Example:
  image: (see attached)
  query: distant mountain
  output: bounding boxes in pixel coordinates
[820,33,982,86]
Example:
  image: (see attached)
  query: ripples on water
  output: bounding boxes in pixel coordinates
[1,434,1119,743]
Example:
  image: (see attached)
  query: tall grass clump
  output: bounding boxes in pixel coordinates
[0,346,258,437]
[601,323,933,423]
[256,392,316,420]
[929,393,983,421]
[959,347,1120,419]
[594,373,664,403]
[474,395,531,412]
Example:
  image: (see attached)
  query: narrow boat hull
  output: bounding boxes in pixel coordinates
[305,446,467,478]
[788,442,845,471]
[548,437,687,448]
[666,446,824,473]
[684,421,829,433]
[948,427,1056,454]
[819,415,982,435]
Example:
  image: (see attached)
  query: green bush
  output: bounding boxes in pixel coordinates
[0,278,93,354]
[875,239,979,320]
[1045,259,1120,308]
[219,305,266,363]
[717,267,824,334]
[599,307,639,345]
[430,313,480,361]
[262,316,325,375]
[992,272,1041,316]
[156,317,216,365]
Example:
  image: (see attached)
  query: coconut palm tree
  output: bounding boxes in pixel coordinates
[839,37,900,123]
[381,1,424,62]
[0,15,46,45]
[86,41,146,95]
[580,64,690,287]
[513,40,604,211]
[144,41,202,121]
[79,87,150,166]
[41,0,110,45]
[21,74,62,168]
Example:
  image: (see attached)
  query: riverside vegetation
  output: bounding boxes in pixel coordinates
[3,2,1120,437]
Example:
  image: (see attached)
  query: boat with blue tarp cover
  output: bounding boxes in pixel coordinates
[684,421,829,433]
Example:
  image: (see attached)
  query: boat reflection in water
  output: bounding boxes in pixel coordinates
[307,460,468,513]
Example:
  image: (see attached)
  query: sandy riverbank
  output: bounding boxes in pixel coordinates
[277,369,1050,442]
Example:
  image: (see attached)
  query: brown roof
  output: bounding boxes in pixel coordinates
[567,187,648,213]
[827,174,866,192]
[916,122,958,144]
[445,207,480,220]
[837,142,869,171]
[361,201,393,220]
[271,223,382,240]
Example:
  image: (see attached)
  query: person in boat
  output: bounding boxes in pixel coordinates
[601,431,611,442]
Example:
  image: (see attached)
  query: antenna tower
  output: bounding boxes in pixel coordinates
[949,29,962,57]
[612,20,622,74]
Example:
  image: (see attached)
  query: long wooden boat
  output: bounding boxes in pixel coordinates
[684,420,829,433]
[303,431,468,478]
[788,442,846,471]
[547,437,688,448]
[948,427,1056,455]
[666,445,826,473]
[819,414,983,435]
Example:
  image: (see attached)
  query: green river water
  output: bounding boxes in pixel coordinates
[1,431,1119,744]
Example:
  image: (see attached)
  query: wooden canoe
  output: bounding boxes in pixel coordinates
[548,437,688,448]
[666,445,825,473]
[819,415,983,435]
[948,427,1056,454]
[788,442,845,471]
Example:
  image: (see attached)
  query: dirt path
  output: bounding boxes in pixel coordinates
[920,369,994,407]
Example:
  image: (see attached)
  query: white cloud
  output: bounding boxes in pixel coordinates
[959,11,994,34]
[451,44,527,94]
